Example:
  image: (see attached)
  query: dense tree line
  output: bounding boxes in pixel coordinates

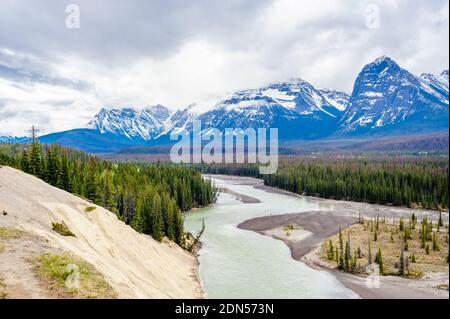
[0,140,217,246]
[199,156,449,210]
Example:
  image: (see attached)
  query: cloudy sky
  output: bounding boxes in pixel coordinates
[0,0,448,136]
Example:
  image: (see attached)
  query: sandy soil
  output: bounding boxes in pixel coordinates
[217,187,260,203]
[240,211,449,299]
[239,211,358,259]
[0,166,202,299]
[304,247,448,299]
[262,226,313,242]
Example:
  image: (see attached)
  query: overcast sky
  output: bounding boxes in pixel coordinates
[0,0,448,136]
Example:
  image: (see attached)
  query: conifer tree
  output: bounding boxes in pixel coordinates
[398,242,405,276]
[150,194,164,241]
[131,201,145,233]
[85,162,100,203]
[20,150,29,173]
[347,226,351,255]
[405,256,409,275]
[351,251,357,273]
[377,248,384,274]
[46,146,61,186]
[399,216,404,231]
[357,246,362,258]
[421,223,426,248]
[29,140,42,177]
[338,226,344,270]
[327,240,334,260]
[344,242,350,271]
[432,232,440,251]
[60,155,71,192]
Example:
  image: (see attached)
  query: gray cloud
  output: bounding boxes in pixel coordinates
[0,0,448,135]
[0,0,270,61]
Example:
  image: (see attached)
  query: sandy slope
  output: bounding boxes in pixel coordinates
[0,166,201,299]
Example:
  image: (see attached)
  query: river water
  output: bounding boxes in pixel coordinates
[184,176,359,299]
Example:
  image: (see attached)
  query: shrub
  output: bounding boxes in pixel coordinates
[52,222,76,237]
[84,206,96,213]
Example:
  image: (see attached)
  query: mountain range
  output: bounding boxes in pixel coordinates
[2,56,448,153]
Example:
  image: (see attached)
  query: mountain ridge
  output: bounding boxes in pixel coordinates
[2,56,448,152]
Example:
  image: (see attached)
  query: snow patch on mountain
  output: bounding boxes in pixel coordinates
[86,105,171,140]
[339,56,448,134]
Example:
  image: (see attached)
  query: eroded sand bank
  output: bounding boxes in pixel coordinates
[0,166,202,299]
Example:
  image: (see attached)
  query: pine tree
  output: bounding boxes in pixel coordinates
[150,194,164,241]
[85,162,100,203]
[357,246,362,258]
[29,140,42,177]
[405,256,409,275]
[19,150,29,173]
[432,232,440,251]
[428,220,433,240]
[327,240,334,260]
[344,241,350,271]
[60,155,71,192]
[46,146,61,186]
[347,226,351,255]
[101,172,115,211]
[398,242,405,276]
[131,200,145,233]
[351,251,357,273]
[399,216,404,231]
[338,226,344,270]
[421,223,426,248]
[377,248,384,274]
[368,235,372,265]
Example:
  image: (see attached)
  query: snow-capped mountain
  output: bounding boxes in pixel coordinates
[0,134,29,143]
[83,79,350,141]
[338,56,448,135]
[159,104,197,136]
[86,105,171,140]
[319,89,350,112]
[192,79,349,139]
[30,56,448,152]
[209,78,348,119]
[420,70,449,99]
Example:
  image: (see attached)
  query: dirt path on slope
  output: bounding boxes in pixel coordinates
[0,230,60,298]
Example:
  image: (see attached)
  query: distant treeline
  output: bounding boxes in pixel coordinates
[198,156,449,210]
[0,141,217,245]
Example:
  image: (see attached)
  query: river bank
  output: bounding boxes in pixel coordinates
[189,174,448,299]
[185,175,359,298]
[238,209,448,299]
